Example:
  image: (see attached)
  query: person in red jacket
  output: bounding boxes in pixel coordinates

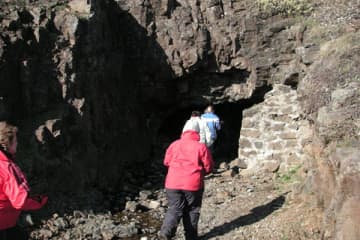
[159,120,214,240]
[0,121,48,239]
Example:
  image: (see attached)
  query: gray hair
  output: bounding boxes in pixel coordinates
[0,121,18,151]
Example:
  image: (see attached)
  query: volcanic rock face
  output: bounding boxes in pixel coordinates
[0,0,158,190]
[120,0,309,104]
[0,0,305,189]
[298,31,360,240]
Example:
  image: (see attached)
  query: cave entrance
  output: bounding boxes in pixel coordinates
[157,85,271,162]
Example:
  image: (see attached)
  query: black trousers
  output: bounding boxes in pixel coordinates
[160,188,204,240]
[0,226,28,240]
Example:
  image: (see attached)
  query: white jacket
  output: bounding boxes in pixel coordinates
[182,117,212,147]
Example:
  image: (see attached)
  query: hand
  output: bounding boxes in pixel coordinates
[32,195,48,206]
[40,195,48,206]
[31,194,42,203]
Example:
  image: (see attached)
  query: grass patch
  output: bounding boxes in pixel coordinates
[53,4,67,11]
[276,165,302,185]
[257,0,314,16]
[280,236,290,240]
[11,0,27,7]
[336,138,360,148]
[299,31,360,121]
[320,32,360,58]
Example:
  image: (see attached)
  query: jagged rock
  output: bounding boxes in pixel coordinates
[0,0,306,191]
[221,167,239,177]
[219,161,230,170]
[261,160,280,173]
[138,190,153,200]
[230,158,247,169]
[147,200,161,209]
[67,0,91,15]
[125,201,139,212]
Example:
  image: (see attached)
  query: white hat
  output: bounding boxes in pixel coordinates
[182,119,200,133]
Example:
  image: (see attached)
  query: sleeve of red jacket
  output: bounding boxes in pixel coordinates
[163,143,175,167]
[2,170,44,210]
[201,146,214,175]
[21,196,47,210]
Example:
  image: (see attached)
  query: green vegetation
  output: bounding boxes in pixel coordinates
[53,4,67,11]
[300,31,360,125]
[320,32,360,58]
[275,165,302,191]
[336,138,360,148]
[257,0,314,16]
[8,0,24,6]
[280,237,290,240]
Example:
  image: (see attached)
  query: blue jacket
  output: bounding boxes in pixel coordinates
[201,112,221,140]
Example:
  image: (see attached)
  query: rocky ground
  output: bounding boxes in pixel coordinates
[24,156,323,240]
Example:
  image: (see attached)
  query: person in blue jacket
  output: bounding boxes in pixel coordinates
[201,105,221,152]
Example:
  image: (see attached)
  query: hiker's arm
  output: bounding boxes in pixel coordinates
[163,143,175,167]
[201,147,214,175]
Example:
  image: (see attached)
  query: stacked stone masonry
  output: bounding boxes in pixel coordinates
[238,84,312,173]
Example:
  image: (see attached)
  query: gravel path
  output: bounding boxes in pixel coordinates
[27,163,322,240]
[173,170,296,240]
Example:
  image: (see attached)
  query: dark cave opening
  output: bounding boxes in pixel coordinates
[157,85,272,162]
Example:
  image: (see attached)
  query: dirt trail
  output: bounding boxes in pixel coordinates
[169,167,322,240]
[27,158,322,240]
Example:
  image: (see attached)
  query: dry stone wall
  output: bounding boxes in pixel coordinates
[238,84,312,173]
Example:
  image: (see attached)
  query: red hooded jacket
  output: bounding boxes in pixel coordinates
[164,130,214,191]
[0,150,47,230]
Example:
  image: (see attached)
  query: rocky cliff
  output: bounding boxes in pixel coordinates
[0,0,302,189]
[0,0,359,239]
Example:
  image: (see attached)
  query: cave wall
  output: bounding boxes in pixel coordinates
[1,0,308,191]
[120,0,309,104]
[0,0,176,190]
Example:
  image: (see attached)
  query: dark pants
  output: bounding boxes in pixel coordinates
[208,138,217,155]
[160,189,204,240]
[0,226,28,240]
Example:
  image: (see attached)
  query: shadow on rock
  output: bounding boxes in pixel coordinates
[200,194,287,239]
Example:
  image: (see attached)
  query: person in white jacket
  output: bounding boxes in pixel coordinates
[182,111,212,147]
